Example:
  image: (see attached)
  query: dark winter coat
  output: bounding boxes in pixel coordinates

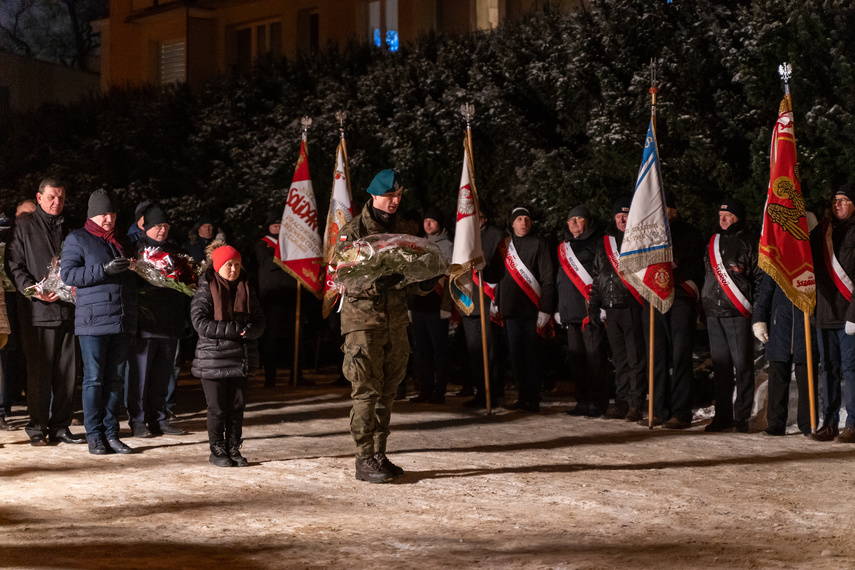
[810,217,855,329]
[589,227,638,311]
[183,234,214,264]
[61,227,138,336]
[466,223,505,318]
[483,232,556,318]
[409,227,453,313]
[670,216,705,303]
[753,273,811,364]
[556,224,604,325]
[701,221,762,319]
[190,267,265,380]
[334,202,412,335]
[4,206,73,326]
[134,235,189,339]
[254,235,298,302]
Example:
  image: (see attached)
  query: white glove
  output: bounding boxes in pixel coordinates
[537,311,550,329]
[553,312,561,325]
[490,301,499,318]
[440,310,452,320]
[753,322,769,343]
[846,321,855,336]
[407,310,413,323]
[600,309,607,322]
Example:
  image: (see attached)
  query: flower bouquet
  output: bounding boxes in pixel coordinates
[332,233,448,295]
[133,246,198,297]
[23,256,76,303]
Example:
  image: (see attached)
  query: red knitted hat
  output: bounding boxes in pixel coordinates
[211,245,241,272]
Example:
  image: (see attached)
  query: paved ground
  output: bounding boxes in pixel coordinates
[1,370,854,569]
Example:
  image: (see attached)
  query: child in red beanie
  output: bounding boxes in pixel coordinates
[190,244,265,466]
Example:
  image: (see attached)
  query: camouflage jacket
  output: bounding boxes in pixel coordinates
[334,202,410,335]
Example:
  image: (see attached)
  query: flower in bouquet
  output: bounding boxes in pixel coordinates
[332,233,448,295]
[24,256,76,303]
[133,246,198,297]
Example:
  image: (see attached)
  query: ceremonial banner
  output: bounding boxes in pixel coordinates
[321,141,355,317]
[278,138,323,299]
[449,136,484,315]
[758,97,815,314]
[619,120,674,313]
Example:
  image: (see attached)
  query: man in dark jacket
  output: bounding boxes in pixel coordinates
[61,189,138,455]
[589,196,646,422]
[642,194,704,429]
[809,184,855,443]
[184,217,216,264]
[4,178,83,446]
[753,273,817,437]
[555,204,609,418]
[702,198,761,433]
[461,202,505,409]
[126,205,189,438]
[254,210,299,387]
[484,207,556,413]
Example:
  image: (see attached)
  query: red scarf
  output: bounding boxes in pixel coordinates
[84,219,129,257]
[209,271,250,322]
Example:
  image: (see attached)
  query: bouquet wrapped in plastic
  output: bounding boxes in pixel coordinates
[24,256,75,303]
[133,246,198,297]
[332,233,448,295]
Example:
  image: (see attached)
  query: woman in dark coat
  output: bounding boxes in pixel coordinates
[191,244,264,467]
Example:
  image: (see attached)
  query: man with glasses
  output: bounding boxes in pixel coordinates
[809,184,855,443]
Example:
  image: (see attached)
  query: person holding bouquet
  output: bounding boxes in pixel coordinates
[191,244,264,467]
[127,205,190,438]
[61,189,138,455]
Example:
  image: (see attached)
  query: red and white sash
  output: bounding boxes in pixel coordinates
[679,280,700,302]
[499,237,541,308]
[472,269,497,302]
[823,221,853,302]
[261,235,282,260]
[709,234,752,318]
[604,236,644,306]
[558,242,593,301]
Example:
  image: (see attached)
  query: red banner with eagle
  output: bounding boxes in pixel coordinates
[758,96,815,314]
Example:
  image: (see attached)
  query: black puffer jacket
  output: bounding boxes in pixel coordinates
[191,267,265,380]
[702,221,761,318]
[556,224,604,325]
[810,217,855,329]
[589,227,637,311]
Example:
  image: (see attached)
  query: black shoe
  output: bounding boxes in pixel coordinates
[209,443,234,467]
[584,407,605,419]
[107,438,134,454]
[158,421,187,436]
[0,418,19,431]
[228,442,248,467]
[355,455,393,483]
[88,438,110,455]
[463,397,486,409]
[30,433,48,447]
[663,417,691,430]
[50,429,87,444]
[638,416,665,427]
[456,386,475,398]
[375,453,404,477]
[604,403,629,420]
[733,419,750,433]
[705,418,734,433]
[507,400,540,413]
[409,394,432,403]
[763,427,785,437]
[131,423,155,438]
[811,422,839,442]
[566,404,589,417]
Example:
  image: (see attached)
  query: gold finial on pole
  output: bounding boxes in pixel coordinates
[335,110,347,140]
[301,116,313,141]
[649,58,658,132]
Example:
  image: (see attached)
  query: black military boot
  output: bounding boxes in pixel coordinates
[355,455,393,483]
[375,453,404,477]
[209,442,234,467]
[228,438,248,467]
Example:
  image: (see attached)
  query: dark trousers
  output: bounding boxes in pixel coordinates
[566,320,609,412]
[165,341,181,413]
[645,298,696,422]
[504,316,542,404]
[767,360,815,435]
[127,336,179,427]
[411,311,450,397]
[20,319,77,438]
[462,315,503,401]
[200,377,247,445]
[259,296,296,386]
[79,333,132,441]
[818,328,855,429]
[606,304,647,409]
[708,316,755,423]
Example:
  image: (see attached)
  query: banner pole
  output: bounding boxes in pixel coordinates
[477,272,492,414]
[804,312,817,432]
[293,282,301,388]
[646,59,658,429]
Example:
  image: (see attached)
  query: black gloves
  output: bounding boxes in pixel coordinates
[418,275,443,292]
[375,273,405,294]
[103,258,131,276]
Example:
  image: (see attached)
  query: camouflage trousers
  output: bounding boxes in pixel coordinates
[342,328,409,458]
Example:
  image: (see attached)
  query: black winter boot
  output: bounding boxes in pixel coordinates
[355,455,393,483]
[209,442,234,467]
[228,439,248,467]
